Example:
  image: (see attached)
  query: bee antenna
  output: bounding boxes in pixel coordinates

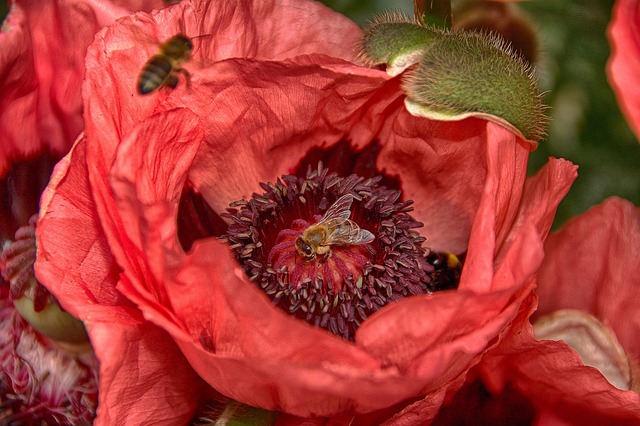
[190,34,211,40]
[188,33,212,56]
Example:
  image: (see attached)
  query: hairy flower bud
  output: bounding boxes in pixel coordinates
[403,30,546,144]
[359,11,546,144]
[359,11,441,76]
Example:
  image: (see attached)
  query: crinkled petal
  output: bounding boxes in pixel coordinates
[37,135,130,316]
[0,0,163,177]
[479,297,640,425]
[106,108,205,333]
[36,135,205,425]
[608,0,640,141]
[0,2,39,177]
[89,319,204,425]
[495,157,578,264]
[82,0,363,173]
[476,197,640,424]
[535,197,640,359]
[184,57,390,213]
[190,0,362,61]
[534,309,633,391]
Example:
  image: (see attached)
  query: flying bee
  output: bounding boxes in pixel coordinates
[137,33,193,95]
[295,194,375,262]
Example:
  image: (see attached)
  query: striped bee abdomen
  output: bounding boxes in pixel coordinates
[137,55,174,94]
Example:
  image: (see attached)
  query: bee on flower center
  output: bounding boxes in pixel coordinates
[137,33,193,95]
[295,194,375,262]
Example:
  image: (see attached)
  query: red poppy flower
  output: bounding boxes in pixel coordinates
[608,0,640,141]
[0,0,164,178]
[35,0,577,422]
[471,197,640,424]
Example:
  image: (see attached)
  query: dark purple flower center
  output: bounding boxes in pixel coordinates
[221,163,460,340]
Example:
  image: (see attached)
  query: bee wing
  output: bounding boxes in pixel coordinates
[325,219,375,246]
[321,194,354,221]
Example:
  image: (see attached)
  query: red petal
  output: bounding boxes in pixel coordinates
[477,197,640,424]
[608,0,640,141]
[375,116,500,255]
[494,157,577,265]
[185,58,390,214]
[82,0,364,176]
[479,297,640,424]
[36,135,203,424]
[0,2,39,177]
[36,135,129,315]
[90,320,204,425]
[0,0,164,177]
[535,197,640,359]
[106,109,204,332]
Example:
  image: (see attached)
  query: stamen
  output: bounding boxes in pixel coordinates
[222,163,461,340]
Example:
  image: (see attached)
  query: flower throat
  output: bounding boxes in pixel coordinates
[221,164,460,340]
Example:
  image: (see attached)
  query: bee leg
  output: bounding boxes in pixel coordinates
[165,74,179,89]
[318,249,331,263]
[177,67,192,93]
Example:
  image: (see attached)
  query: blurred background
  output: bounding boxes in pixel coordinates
[2,0,638,228]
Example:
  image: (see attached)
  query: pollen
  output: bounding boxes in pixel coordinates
[222,163,461,340]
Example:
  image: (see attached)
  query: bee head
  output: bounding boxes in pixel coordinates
[169,34,193,53]
[295,237,315,260]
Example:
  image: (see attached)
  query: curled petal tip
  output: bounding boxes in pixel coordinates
[534,309,633,391]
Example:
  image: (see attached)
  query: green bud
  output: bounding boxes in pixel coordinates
[403,30,546,143]
[359,11,441,76]
[13,296,89,344]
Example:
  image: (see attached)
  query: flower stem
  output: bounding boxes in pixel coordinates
[414,0,452,28]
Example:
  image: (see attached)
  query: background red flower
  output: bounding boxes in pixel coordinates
[0,0,163,178]
[474,197,640,425]
[608,0,640,142]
